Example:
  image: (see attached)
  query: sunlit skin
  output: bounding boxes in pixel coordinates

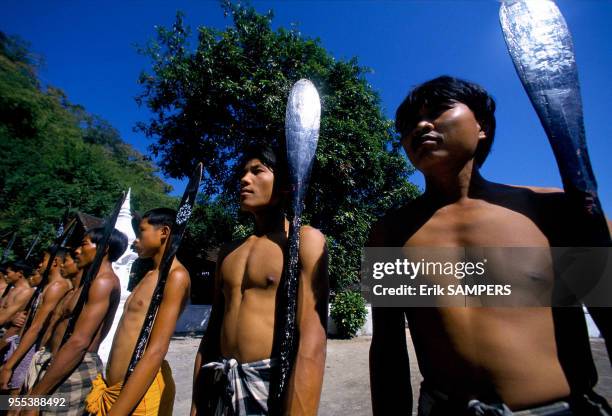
[25,234,121,415]
[369,101,585,413]
[99,216,189,415]
[192,158,329,416]
[37,253,82,357]
[0,267,34,329]
[0,251,71,395]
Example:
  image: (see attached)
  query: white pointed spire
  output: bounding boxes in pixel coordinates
[102,188,139,364]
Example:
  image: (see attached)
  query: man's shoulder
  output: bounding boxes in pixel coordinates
[168,262,190,288]
[299,225,325,245]
[495,183,569,212]
[90,271,120,295]
[298,225,327,260]
[42,279,70,299]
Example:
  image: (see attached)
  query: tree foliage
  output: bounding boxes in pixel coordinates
[137,1,419,291]
[0,31,175,258]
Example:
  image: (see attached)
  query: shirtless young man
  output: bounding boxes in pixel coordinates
[192,145,329,416]
[85,208,190,415]
[23,227,127,416]
[0,262,34,329]
[0,249,72,395]
[22,249,81,393]
[0,262,35,370]
[369,76,611,415]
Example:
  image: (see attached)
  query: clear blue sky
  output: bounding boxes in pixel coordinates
[2,1,610,215]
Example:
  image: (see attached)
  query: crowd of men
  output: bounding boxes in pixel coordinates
[0,76,609,415]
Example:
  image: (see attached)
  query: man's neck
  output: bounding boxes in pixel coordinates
[49,269,63,282]
[70,272,82,288]
[14,278,29,288]
[423,161,489,204]
[152,246,165,269]
[253,207,287,236]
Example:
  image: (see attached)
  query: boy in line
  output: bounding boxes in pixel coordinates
[0,249,72,395]
[22,249,81,392]
[85,208,190,415]
[23,227,127,416]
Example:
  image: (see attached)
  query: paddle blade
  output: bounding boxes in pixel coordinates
[499,0,596,198]
[285,79,321,202]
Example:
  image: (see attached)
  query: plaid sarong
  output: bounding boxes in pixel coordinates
[40,351,103,416]
[202,357,277,416]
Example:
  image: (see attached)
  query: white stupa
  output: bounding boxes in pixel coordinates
[99,188,139,364]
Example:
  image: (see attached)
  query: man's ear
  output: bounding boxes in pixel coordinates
[161,225,171,238]
[477,121,487,140]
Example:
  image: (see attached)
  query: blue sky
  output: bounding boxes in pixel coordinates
[2,1,610,215]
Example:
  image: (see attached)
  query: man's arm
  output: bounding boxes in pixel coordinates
[366,219,412,416]
[191,253,226,416]
[29,275,116,395]
[284,227,329,416]
[0,282,69,389]
[0,288,33,326]
[107,267,189,415]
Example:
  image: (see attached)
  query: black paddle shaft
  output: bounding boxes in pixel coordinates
[60,192,126,346]
[124,163,202,382]
[22,218,77,336]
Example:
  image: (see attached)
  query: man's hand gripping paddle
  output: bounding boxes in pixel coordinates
[123,163,202,382]
[270,79,321,412]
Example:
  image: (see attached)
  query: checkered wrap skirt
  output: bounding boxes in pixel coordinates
[202,357,277,416]
[40,351,102,416]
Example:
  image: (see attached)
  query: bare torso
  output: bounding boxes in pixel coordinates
[47,272,120,355]
[219,231,286,363]
[386,185,571,409]
[105,261,188,385]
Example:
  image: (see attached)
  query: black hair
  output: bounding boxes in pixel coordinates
[142,208,176,229]
[395,75,497,167]
[85,227,128,263]
[55,247,69,262]
[0,263,7,274]
[240,143,289,191]
[7,260,33,277]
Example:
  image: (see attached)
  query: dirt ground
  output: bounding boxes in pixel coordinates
[166,333,611,415]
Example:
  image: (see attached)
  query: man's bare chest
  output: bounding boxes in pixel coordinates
[222,238,284,292]
[405,203,549,247]
[125,274,157,315]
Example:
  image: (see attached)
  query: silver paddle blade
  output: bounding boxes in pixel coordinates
[500,0,595,195]
[285,79,321,203]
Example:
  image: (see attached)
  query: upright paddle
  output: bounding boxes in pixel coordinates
[60,192,126,346]
[270,79,321,411]
[499,0,610,246]
[124,163,202,382]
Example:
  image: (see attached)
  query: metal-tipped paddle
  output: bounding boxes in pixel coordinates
[499,0,610,246]
[270,79,321,411]
[124,163,202,382]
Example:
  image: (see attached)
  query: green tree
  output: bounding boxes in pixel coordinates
[0,31,175,257]
[137,2,419,291]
